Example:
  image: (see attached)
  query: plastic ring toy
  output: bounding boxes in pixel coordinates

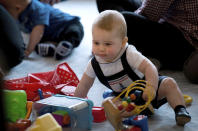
[183,94,193,105]
[113,80,155,115]
[102,80,155,130]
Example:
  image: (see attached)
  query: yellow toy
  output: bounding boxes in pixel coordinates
[183,94,193,106]
[102,80,154,130]
[26,113,62,131]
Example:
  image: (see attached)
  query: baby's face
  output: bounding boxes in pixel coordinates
[92,26,125,62]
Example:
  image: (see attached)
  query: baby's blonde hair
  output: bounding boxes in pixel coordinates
[92,10,127,39]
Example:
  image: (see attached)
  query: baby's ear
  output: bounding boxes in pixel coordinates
[122,36,128,47]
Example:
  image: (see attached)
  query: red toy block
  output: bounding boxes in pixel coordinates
[92,107,106,123]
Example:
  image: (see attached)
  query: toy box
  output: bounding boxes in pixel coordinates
[32,94,93,130]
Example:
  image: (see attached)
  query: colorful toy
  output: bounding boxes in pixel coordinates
[52,110,70,126]
[183,94,193,106]
[102,80,154,130]
[3,90,27,123]
[26,113,62,131]
[92,106,106,123]
[32,94,93,130]
[5,100,33,131]
[122,115,148,131]
[103,90,115,98]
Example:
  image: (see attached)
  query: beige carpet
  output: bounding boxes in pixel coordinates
[5,0,198,130]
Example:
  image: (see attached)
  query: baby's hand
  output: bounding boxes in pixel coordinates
[142,89,149,101]
[24,50,31,58]
[142,86,156,101]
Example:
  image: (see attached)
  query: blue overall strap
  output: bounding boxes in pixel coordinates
[91,57,111,88]
[121,49,141,81]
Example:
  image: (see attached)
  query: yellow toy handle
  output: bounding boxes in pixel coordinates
[113,80,154,115]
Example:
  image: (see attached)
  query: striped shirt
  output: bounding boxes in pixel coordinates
[136,0,198,48]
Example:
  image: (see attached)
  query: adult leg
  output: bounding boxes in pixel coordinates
[52,20,84,60]
[58,20,84,48]
[122,11,194,70]
[37,20,84,59]
[183,50,198,83]
[96,0,141,13]
[0,5,25,69]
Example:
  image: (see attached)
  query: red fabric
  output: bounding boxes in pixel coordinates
[4,62,79,101]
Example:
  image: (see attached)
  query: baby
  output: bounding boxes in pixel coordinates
[74,10,191,126]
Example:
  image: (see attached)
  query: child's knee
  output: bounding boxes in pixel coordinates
[162,77,177,89]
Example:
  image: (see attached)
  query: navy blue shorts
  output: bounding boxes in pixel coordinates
[151,75,168,109]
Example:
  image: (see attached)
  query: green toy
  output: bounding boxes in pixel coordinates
[3,90,27,123]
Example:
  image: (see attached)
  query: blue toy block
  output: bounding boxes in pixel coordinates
[122,115,148,131]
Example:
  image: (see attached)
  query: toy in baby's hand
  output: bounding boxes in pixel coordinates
[117,89,145,113]
[102,80,154,130]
